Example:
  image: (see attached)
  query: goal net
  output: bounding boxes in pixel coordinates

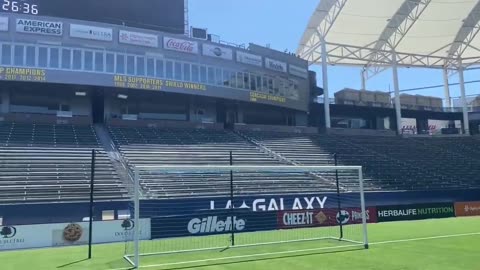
[124,165,369,268]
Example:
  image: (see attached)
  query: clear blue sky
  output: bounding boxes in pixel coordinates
[189,0,479,103]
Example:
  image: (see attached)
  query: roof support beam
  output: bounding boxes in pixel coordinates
[298,0,347,60]
[366,0,432,67]
[447,1,480,59]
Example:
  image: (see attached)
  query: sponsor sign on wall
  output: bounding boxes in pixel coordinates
[119,30,158,48]
[16,19,63,36]
[209,195,329,212]
[202,43,233,60]
[163,36,198,54]
[265,58,287,73]
[70,24,113,41]
[236,51,263,67]
[151,210,276,239]
[289,64,308,79]
[0,16,8,32]
[277,207,377,229]
[454,201,480,217]
[377,203,455,222]
[0,219,150,251]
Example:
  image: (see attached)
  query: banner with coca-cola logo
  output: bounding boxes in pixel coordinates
[119,30,158,48]
[163,36,199,54]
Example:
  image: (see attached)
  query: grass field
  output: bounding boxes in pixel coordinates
[1,217,480,270]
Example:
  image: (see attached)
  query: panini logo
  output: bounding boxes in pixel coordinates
[187,216,245,234]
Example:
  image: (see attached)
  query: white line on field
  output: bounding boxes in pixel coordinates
[107,231,480,270]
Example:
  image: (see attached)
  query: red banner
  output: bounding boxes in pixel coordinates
[277,207,377,229]
[455,201,480,217]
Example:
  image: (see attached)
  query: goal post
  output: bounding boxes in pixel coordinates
[125,165,369,268]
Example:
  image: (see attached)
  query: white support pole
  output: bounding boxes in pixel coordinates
[358,167,369,249]
[320,36,331,129]
[442,68,451,109]
[458,60,470,135]
[134,167,140,268]
[392,52,403,135]
[361,67,367,90]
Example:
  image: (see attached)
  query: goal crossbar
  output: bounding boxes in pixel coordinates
[135,165,363,173]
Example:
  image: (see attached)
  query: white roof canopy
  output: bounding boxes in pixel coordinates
[297,0,480,69]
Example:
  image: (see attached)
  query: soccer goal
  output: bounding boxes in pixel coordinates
[124,165,369,268]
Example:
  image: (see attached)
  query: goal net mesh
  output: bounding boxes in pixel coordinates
[123,165,368,268]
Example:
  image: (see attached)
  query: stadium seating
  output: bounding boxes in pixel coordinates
[108,126,338,198]
[242,131,480,191]
[0,122,127,202]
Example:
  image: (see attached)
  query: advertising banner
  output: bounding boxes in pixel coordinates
[265,58,287,73]
[289,64,309,79]
[119,30,158,48]
[377,203,455,222]
[16,19,63,36]
[163,36,199,54]
[0,219,151,251]
[454,201,480,217]
[151,210,276,239]
[277,207,377,229]
[236,51,263,67]
[0,16,8,32]
[70,24,113,41]
[202,43,233,60]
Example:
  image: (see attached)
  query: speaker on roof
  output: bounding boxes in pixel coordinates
[191,27,208,40]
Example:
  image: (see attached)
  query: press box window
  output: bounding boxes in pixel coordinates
[207,67,215,84]
[26,46,36,66]
[116,54,125,74]
[174,62,182,80]
[155,59,164,78]
[146,58,154,77]
[183,63,191,81]
[14,45,24,66]
[72,50,82,70]
[49,48,59,68]
[38,47,48,67]
[165,60,173,79]
[1,44,11,65]
[84,51,93,71]
[61,49,71,69]
[127,55,135,75]
[136,56,145,76]
[95,52,104,72]
[200,66,207,83]
[106,53,115,73]
[191,64,199,82]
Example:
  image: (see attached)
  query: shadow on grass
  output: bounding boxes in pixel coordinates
[160,246,365,270]
[56,258,89,268]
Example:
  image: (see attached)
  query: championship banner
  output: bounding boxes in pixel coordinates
[454,201,480,217]
[0,219,151,251]
[377,203,455,222]
[151,209,277,239]
[277,207,377,229]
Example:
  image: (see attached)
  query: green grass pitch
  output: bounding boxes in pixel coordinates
[1,217,479,270]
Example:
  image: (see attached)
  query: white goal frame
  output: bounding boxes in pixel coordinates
[126,165,368,268]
